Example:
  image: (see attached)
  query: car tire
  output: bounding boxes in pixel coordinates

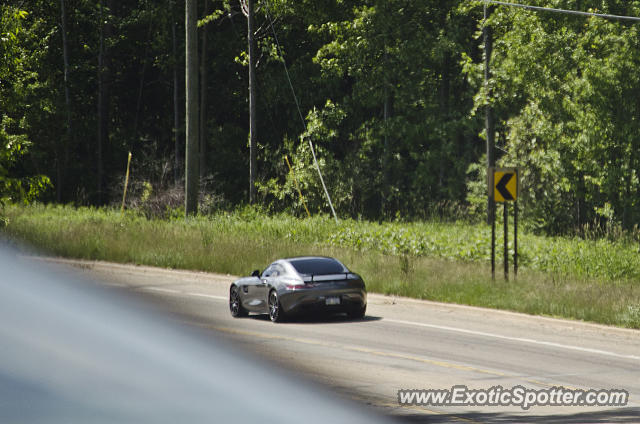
[268,290,286,323]
[229,286,248,318]
[347,304,366,320]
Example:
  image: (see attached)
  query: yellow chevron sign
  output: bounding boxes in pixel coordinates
[491,168,518,202]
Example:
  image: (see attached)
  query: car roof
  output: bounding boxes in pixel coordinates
[281,256,344,265]
[281,256,348,275]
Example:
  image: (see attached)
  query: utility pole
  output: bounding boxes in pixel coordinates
[59,0,72,203]
[484,3,495,221]
[199,0,210,179]
[244,0,257,204]
[484,2,496,278]
[185,0,199,216]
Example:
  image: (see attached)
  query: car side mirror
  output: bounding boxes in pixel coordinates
[251,270,260,277]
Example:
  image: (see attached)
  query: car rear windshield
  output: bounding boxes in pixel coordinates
[288,258,346,275]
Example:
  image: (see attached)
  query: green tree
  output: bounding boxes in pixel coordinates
[467,1,640,234]
[0,5,51,205]
[295,0,481,218]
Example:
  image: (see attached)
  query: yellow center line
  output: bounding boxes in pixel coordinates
[205,324,507,376]
[186,321,587,419]
[201,324,584,389]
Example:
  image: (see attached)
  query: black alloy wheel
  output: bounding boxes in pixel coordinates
[268,290,285,323]
[230,286,248,317]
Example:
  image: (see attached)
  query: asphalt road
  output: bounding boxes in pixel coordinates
[40,258,640,423]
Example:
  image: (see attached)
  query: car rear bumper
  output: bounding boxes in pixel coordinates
[279,288,366,315]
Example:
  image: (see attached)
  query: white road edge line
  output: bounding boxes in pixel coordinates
[144,287,180,294]
[186,292,227,301]
[384,318,640,362]
[141,287,227,301]
[137,285,640,362]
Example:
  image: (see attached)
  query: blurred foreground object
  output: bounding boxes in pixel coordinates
[0,246,390,424]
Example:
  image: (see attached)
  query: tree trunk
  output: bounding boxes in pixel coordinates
[248,0,257,204]
[199,0,209,179]
[97,2,103,204]
[382,81,390,216]
[381,45,393,218]
[97,0,112,205]
[438,54,450,195]
[133,18,154,146]
[59,0,72,202]
[185,0,199,215]
[173,18,182,185]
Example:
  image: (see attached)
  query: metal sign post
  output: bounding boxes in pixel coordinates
[491,204,496,280]
[514,199,518,277]
[481,0,640,280]
[503,202,508,280]
[489,167,519,280]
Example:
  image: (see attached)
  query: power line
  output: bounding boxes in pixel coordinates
[266,13,306,129]
[264,6,339,223]
[485,1,640,22]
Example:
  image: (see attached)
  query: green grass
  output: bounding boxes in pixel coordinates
[3,203,640,329]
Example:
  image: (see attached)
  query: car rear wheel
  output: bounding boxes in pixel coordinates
[268,290,286,323]
[230,286,248,317]
[347,304,366,320]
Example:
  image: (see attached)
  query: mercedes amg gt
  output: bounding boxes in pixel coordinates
[229,256,367,322]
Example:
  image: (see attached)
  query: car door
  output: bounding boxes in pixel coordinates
[256,263,287,312]
[245,264,275,312]
[239,266,267,311]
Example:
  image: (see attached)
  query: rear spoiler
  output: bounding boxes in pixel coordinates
[302,273,357,283]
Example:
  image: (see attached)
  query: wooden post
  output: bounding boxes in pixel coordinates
[121,152,132,214]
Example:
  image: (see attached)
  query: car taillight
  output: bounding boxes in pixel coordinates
[286,284,316,290]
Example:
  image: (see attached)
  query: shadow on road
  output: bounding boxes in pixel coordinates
[248,313,383,324]
[394,407,640,423]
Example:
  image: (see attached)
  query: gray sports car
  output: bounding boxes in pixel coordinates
[229,256,367,322]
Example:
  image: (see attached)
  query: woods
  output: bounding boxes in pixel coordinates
[2,1,640,235]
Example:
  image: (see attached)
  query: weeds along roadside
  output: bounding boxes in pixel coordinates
[2,203,640,329]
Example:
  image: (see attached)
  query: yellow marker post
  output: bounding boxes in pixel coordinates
[121,152,132,214]
[491,168,518,202]
[488,167,520,281]
[284,156,311,218]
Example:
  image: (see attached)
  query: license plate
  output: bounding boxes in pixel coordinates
[325,296,341,305]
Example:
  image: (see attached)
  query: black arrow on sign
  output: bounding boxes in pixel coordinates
[496,173,514,200]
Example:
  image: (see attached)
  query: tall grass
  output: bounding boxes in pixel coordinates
[3,203,640,328]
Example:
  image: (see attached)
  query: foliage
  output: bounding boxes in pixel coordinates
[3,1,640,235]
[4,203,640,328]
[303,0,482,218]
[0,6,51,205]
[465,1,640,234]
